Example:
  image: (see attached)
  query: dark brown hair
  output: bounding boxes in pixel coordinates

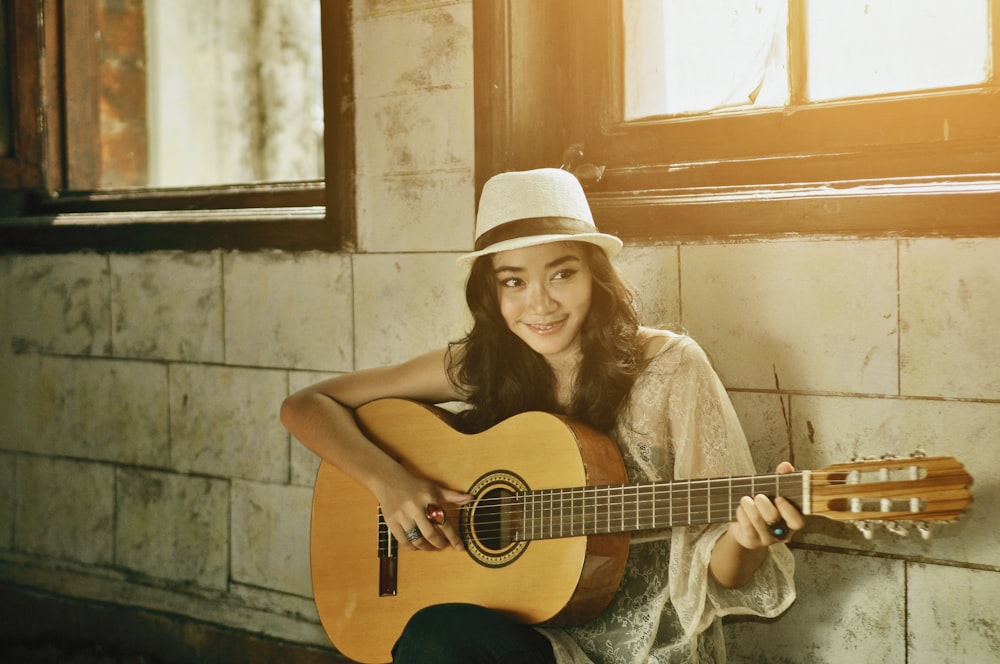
[447,242,646,433]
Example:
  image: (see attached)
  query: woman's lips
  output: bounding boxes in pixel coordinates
[525,318,566,335]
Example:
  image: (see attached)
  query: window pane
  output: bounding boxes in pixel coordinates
[807,0,991,102]
[67,0,323,190]
[623,0,789,119]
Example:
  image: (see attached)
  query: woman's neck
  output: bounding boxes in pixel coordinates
[546,350,582,411]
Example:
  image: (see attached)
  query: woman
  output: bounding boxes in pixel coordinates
[281,168,802,663]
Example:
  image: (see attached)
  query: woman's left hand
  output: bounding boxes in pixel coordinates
[728,461,806,549]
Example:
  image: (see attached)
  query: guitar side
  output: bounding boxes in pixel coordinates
[310,399,629,664]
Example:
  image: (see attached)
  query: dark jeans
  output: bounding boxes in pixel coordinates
[392,603,557,664]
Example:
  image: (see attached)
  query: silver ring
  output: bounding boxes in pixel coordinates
[405,527,423,542]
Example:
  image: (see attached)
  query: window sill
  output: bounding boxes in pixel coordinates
[0,206,338,253]
[590,174,1000,242]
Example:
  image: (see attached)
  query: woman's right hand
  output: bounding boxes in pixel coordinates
[375,469,472,552]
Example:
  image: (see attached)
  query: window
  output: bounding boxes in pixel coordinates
[624,0,991,118]
[474,0,1000,240]
[0,0,354,252]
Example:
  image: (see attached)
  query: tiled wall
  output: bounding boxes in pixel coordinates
[1,2,998,662]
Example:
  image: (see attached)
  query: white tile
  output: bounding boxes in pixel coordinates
[726,549,906,663]
[908,563,1000,664]
[231,480,313,597]
[15,456,114,565]
[170,364,289,483]
[354,0,467,20]
[355,4,472,98]
[116,468,229,590]
[355,87,475,176]
[353,253,470,369]
[789,395,996,568]
[1,254,111,356]
[681,241,898,394]
[111,252,223,362]
[614,245,681,329]
[356,172,475,253]
[224,252,353,371]
[900,238,1000,399]
[728,391,791,474]
[0,354,169,465]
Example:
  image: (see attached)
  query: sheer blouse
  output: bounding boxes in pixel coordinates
[538,332,796,663]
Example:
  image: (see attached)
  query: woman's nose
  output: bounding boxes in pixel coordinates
[527,283,556,312]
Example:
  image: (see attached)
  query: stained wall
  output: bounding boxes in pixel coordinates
[0,1,997,662]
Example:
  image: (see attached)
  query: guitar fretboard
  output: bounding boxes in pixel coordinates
[513,473,807,540]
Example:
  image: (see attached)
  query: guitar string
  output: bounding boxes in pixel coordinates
[459,480,797,539]
[419,467,958,541]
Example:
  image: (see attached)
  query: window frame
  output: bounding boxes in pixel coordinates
[0,0,354,253]
[474,0,1000,241]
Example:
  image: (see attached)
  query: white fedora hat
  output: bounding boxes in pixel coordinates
[457,168,622,268]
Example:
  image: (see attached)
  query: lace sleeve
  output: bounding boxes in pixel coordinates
[636,336,797,638]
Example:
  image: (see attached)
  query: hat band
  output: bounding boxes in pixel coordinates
[474,216,597,251]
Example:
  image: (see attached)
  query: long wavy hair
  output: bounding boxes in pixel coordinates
[447,242,647,434]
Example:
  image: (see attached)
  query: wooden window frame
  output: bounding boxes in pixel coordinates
[0,0,354,253]
[474,0,1000,242]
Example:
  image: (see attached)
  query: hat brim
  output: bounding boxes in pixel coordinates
[456,232,623,269]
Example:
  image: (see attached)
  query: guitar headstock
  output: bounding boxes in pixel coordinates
[808,454,973,540]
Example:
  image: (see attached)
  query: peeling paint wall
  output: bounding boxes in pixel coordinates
[0,1,998,662]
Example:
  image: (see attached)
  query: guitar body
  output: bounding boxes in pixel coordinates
[311,398,631,664]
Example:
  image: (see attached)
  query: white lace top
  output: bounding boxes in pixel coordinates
[537,332,796,663]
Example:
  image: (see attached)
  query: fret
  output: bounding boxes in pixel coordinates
[703,479,712,523]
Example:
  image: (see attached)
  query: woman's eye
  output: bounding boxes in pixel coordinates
[500,277,523,288]
[552,269,576,281]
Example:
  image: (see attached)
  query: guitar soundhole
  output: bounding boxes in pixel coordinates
[463,470,529,568]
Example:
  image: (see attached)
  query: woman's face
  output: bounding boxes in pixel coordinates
[491,242,593,364]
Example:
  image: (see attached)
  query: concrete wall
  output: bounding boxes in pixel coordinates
[1,1,998,662]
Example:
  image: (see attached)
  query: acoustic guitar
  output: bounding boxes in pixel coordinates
[310,398,972,664]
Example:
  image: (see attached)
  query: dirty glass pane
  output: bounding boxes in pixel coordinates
[68,0,323,190]
[623,0,789,119]
[806,0,991,101]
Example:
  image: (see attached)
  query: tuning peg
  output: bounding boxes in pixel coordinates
[884,521,909,537]
[915,522,933,540]
[855,520,876,540]
[880,451,900,460]
[910,449,927,458]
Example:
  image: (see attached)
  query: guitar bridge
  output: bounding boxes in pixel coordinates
[378,508,397,596]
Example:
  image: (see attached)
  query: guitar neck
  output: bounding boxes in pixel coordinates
[513,473,808,540]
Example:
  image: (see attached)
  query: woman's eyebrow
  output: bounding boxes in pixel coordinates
[493,254,580,274]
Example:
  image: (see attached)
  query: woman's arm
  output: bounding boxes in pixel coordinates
[279,348,470,551]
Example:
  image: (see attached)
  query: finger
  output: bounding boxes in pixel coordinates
[440,488,475,506]
[775,461,796,475]
[736,495,769,546]
[752,494,793,542]
[399,523,428,550]
[753,494,782,525]
[774,496,806,532]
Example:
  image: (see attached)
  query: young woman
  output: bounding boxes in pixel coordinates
[281,168,803,663]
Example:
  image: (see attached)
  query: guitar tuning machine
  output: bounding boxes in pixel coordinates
[910,449,928,458]
[915,521,933,540]
[883,521,909,537]
[855,520,876,540]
